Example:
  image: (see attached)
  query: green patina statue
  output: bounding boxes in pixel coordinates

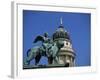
[24,32,64,66]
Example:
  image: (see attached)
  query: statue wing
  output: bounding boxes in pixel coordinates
[33,35,44,43]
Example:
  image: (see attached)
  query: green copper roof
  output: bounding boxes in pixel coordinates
[53,25,70,40]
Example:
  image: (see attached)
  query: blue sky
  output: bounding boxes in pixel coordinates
[23,10,91,67]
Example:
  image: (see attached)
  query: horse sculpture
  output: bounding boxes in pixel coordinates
[24,33,64,66]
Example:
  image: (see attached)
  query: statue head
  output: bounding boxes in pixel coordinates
[44,32,48,37]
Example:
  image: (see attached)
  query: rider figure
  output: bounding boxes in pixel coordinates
[43,33,49,43]
[42,33,51,56]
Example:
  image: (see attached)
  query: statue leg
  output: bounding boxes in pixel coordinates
[24,51,35,65]
[35,54,41,65]
[48,56,53,64]
[53,56,59,64]
[24,58,30,65]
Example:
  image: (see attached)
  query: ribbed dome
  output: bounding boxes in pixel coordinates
[53,25,70,40]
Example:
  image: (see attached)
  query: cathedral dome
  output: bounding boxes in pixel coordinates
[53,25,70,40]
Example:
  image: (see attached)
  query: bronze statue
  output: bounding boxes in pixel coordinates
[24,33,64,66]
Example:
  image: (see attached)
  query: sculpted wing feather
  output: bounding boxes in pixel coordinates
[33,36,44,43]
